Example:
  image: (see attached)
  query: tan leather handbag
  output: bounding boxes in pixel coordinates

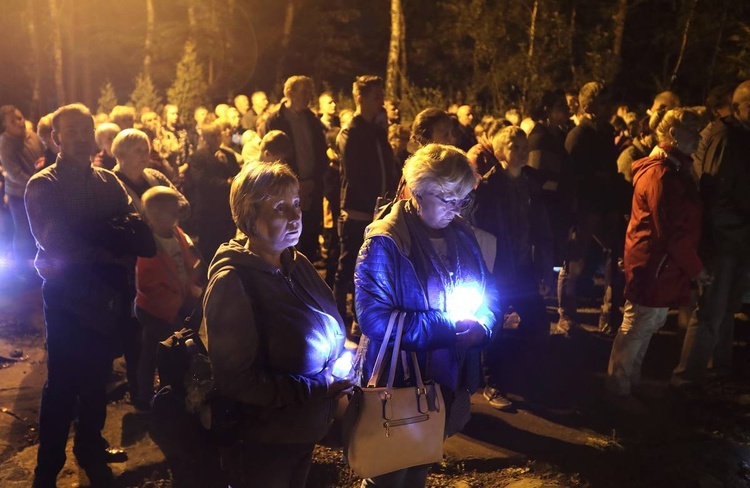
[342,311,446,479]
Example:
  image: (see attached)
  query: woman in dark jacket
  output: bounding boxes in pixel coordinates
[355,144,497,487]
[204,162,351,487]
[606,108,710,408]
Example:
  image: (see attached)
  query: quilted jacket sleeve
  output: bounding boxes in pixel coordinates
[354,235,457,352]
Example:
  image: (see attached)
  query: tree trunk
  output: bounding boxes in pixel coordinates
[187,0,197,40]
[568,0,577,81]
[144,0,155,77]
[669,0,699,88]
[275,0,297,86]
[611,0,628,80]
[705,0,730,97]
[522,0,539,112]
[63,3,78,102]
[386,0,404,102]
[25,0,42,119]
[49,0,66,105]
[399,3,407,96]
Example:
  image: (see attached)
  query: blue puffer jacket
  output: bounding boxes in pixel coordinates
[354,200,497,393]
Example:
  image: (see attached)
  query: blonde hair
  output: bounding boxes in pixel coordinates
[654,108,702,145]
[111,128,150,161]
[403,143,477,198]
[95,123,121,147]
[230,161,299,236]
[283,75,313,98]
[142,185,182,214]
[491,125,525,156]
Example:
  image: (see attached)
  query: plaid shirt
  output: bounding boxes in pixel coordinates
[25,157,131,321]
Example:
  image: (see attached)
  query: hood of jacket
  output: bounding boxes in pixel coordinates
[208,238,301,280]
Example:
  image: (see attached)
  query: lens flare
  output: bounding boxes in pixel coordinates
[446,281,484,322]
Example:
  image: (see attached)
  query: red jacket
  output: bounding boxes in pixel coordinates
[624,147,702,307]
[136,226,202,323]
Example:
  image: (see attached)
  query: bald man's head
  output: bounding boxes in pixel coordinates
[733,80,750,126]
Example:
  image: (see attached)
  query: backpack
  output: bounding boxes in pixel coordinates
[153,307,239,444]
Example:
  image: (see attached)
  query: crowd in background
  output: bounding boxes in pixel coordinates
[1,74,750,487]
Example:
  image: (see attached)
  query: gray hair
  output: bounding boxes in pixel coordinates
[403,143,477,198]
[111,128,150,161]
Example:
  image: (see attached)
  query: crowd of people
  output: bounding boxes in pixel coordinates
[1,74,749,487]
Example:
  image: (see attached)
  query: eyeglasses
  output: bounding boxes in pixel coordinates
[423,192,474,210]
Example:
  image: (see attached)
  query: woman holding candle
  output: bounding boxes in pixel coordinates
[203,161,352,487]
[354,143,497,487]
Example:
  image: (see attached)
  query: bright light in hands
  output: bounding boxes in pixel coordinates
[332,349,355,379]
[446,282,484,323]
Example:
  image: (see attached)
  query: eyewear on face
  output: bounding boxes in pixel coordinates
[425,193,473,209]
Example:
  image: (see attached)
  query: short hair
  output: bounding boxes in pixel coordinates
[230,161,299,236]
[142,186,183,214]
[411,108,452,146]
[95,123,121,147]
[283,76,313,98]
[251,91,267,105]
[485,118,513,140]
[352,75,384,99]
[234,94,248,106]
[491,125,526,154]
[651,91,681,113]
[111,128,150,161]
[259,130,293,162]
[403,143,477,198]
[109,105,136,129]
[654,108,702,145]
[52,103,93,132]
[705,85,734,118]
[388,124,410,142]
[579,82,606,114]
[37,113,54,140]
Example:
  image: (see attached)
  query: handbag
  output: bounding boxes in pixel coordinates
[342,311,446,479]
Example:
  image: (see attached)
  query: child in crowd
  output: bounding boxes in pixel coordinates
[134,186,204,411]
[258,129,293,164]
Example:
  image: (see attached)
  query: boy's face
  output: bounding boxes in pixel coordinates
[146,201,180,236]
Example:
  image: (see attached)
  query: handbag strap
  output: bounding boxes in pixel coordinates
[386,312,407,389]
[367,310,399,388]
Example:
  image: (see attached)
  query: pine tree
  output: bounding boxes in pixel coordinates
[129,71,162,113]
[167,41,209,117]
[96,81,118,115]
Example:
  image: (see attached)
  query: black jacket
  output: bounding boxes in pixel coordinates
[699,116,750,255]
[337,114,400,216]
[264,104,328,193]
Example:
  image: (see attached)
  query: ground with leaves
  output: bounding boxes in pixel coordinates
[1,283,750,487]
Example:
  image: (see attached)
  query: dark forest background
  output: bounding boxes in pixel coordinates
[1,0,749,121]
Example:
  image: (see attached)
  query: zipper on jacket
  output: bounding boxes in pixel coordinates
[383,414,430,437]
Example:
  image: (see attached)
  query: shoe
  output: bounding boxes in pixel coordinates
[483,386,513,410]
[32,472,57,488]
[74,446,128,465]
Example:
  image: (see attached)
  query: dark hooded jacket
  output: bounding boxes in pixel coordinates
[203,239,345,444]
[354,200,497,394]
[623,147,702,308]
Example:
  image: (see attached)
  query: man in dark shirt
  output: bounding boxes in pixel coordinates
[265,76,329,261]
[335,76,400,327]
[556,82,621,335]
[673,80,750,386]
[26,104,142,487]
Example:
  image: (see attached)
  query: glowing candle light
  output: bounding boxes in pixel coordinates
[446,281,484,323]
[332,349,355,379]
